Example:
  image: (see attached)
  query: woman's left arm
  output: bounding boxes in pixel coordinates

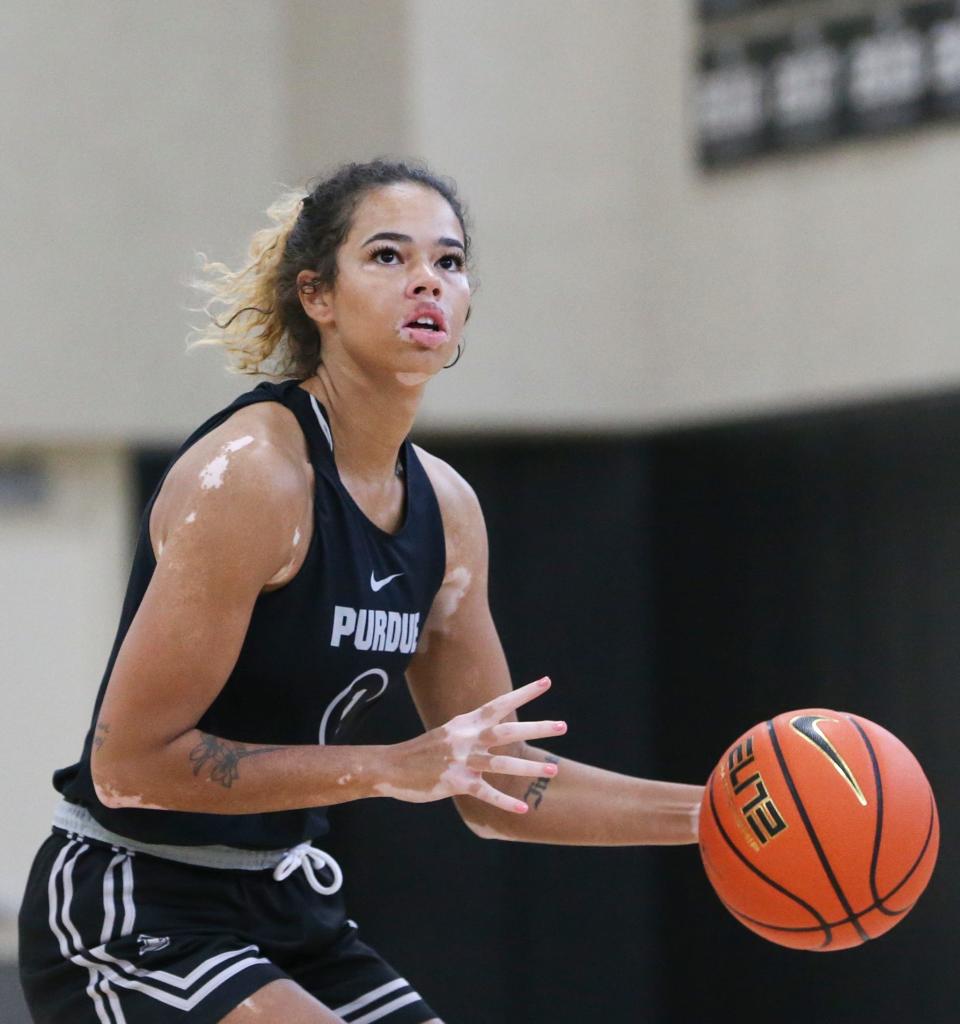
[407,452,704,846]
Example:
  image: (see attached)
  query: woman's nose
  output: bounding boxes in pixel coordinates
[406,262,442,298]
[411,282,441,297]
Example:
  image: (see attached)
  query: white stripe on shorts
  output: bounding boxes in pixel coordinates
[334,977,409,1016]
[120,855,135,936]
[49,838,271,1013]
[85,968,119,1024]
[334,976,426,1023]
[48,840,123,1024]
[67,952,273,1012]
[100,852,126,944]
[351,991,424,1024]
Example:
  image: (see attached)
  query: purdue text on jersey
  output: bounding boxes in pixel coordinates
[330,605,422,653]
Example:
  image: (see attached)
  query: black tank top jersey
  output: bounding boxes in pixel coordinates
[54,379,446,850]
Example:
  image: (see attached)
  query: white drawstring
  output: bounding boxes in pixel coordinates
[272,842,343,895]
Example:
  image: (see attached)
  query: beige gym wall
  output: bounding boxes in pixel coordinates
[407,0,960,430]
[5,2,960,443]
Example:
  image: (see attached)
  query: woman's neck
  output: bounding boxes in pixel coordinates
[299,363,425,484]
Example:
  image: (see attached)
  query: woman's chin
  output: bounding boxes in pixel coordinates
[395,370,434,387]
[390,336,457,385]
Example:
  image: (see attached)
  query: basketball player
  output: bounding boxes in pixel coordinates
[18,160,704,1023]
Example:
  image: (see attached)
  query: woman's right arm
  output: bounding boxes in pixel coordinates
[90,423,385,813]
[90,420,556,816]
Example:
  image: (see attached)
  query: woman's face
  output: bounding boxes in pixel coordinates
[299,182,470,382]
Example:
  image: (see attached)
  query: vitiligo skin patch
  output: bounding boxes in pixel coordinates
[198,436,255,490]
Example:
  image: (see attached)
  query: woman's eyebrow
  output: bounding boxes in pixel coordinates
[361,231,464,251]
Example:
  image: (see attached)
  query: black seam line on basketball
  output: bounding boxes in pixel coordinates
[847,715,890,915]
[846,717,938,915]
[873,792,937,908]
[726,879,917,931]
[724,793,935,935]
[766,720,871,944]
[707,768,833,947]
[723,899,914,934]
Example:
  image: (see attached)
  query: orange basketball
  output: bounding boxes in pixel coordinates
[698,709,939,951]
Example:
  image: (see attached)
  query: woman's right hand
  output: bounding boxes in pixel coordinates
[375,676,567,813]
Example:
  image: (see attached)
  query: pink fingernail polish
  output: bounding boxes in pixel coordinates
[554,721,566,731]
[516,802,528,813]
[539,677,551,688]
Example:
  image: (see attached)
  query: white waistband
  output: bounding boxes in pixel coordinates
[52,798,343,894]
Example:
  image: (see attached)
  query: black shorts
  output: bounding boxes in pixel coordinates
[19,831,438,1024]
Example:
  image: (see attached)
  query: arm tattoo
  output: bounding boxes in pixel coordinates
[93,721,110,751]
[188,733,287,788]
[523,755,560,811]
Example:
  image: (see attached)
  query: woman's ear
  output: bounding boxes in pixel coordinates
[297,270,334,326]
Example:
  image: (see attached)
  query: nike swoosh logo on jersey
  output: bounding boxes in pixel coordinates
[370,571,404,592]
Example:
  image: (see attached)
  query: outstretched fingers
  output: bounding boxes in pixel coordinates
[468,753,559,778]
[469,777,532,814]
[477,676,553,723]
[482,719,567,747]
[439,677,567,814]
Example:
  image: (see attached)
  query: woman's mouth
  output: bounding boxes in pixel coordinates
[398,313,450,350]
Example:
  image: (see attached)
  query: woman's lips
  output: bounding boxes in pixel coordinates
[397,324,450,350]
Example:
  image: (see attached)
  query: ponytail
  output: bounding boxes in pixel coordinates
[188,189,318,378]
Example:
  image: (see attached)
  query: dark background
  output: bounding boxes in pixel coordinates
[5,390,955,1022]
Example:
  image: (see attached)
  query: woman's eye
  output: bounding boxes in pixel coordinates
[438,254,464,271]
[371,247,400,264]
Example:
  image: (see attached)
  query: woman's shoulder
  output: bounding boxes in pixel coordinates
[413,446,487,569]
[413,445,480,516]
[172,399,310,495]
[150,399,313,561]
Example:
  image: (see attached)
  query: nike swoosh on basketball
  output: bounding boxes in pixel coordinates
[370,571,404,592]
[789,715,867,806]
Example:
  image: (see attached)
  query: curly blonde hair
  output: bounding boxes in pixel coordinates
[189,159,471,379]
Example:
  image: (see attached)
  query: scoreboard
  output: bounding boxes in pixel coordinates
[697,1,960,166]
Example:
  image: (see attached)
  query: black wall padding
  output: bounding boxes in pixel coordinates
[648,395,957,1024]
